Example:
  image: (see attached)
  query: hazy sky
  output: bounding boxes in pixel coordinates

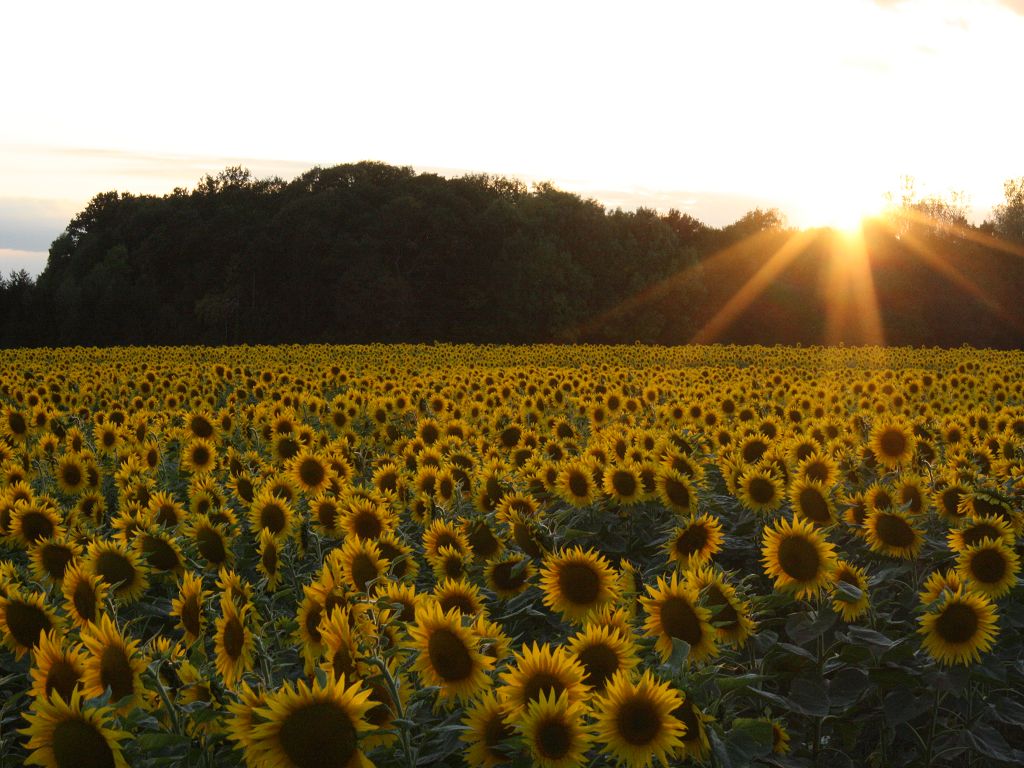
[3,0,1023,275]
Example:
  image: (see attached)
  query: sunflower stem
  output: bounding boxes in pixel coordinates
[366,653,417,768]
[814,630,825,768]
[924,687,943,768]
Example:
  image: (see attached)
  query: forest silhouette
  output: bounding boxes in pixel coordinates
[2,162,1023,348]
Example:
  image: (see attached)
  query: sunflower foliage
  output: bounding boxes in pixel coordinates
[0,344,1022,768]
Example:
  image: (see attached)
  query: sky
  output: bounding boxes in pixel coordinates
[2,0,1023,276]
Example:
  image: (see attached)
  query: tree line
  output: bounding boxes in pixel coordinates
[2,163,1022,348]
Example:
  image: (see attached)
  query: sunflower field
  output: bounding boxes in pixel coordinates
[1,343,1023,768]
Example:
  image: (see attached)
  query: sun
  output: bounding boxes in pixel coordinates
[798,189,888,233]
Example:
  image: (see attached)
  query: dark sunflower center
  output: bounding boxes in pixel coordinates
[439,591,477,616]
[707,585,739,626]
[577,643,619,690]
[235,478,254,504]
[557,562,602,607]
[934,601,980,645]
[617,697,662,746]
[5,600,53,649]
[190,445,211,467]
[262,542,278,574]
[276,438,300,460]
[961,524,999,548]
[352,511,382,539]
[181,595,202,637]
[673,700,700,743]
[73,580,98,622]
[141,536,179,572]
[7,412,26,435]
[278,702,358,768]
[611,470,637,498]
[748,477,776,505]
[223,615,245,659]
[260,504,287,534]
[798,487,831,522]
[490,560,527,592]
[742,440,767,463]
[664,477,691,508]
[874,513,915,548]
[878,429,908,458]
[304,605,324,643]
[467,522,500,559]
[315,500,339,529]
[190,416,214,438]
[100,646,135,701]
[675,525,708,556]
[901,487,922,513]
[659,596,704,645]
[331,646,356,680]
[427,628,474,682]
[523,672,564,706]
[41,544,75,581]
[536,717,572,759]
[155,503,179,527]
[51,718,116,768]
[196,527,227,564]
[484,711,514,753]
[61,464,83,487]
[94,552,136,592]
[46,658,83,702]
[777,535,822,581]
[350,553,380,592]
[567,471,590,499]
[20,510,55,544]
[970,548,1007,583]
[805,462,829,483]
[299,458,325,488]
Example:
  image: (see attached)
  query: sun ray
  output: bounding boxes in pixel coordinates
[690,229,817,344]
[821,230,886,346]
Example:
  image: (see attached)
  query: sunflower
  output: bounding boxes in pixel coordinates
[737,467,784,513]
[19,688,130,768]
[956,540,1020,599]
[170,571,209,644]
[374,580,424,625]
[309,493,344,538]
[948,515,1015,553]
[134,527,184,577]
[423,518,470,560]
[342,497,396,542]
[485,554,536,598]
[665,513,724,570]
[555,460,598,508]
[285,449,332,496]
[462,517,504,561]
[686,565,757,648]
[408,601,493,703]
[238,674,374,768]
[603,463,645,505]
[771,720,791,755]
[187,517,233,569]
[864,509,923,560]
[319,609,364,683]
[461,691,516,768]
[430,544,471,581]
[919,587,999,666]
[761,516,837,599]
[434,577,485,617]
[869,419,916,468]
[640,573,718,664]
[55,454,88,496]
[567,623,639,693]
[592,670,686,768]
[499,642,589,718]
[0,587,61,659]
[248,488,295,540]
[335,536,389,594]
[10,501,64,548]
[829,560,871,622]
[654,467,697,515]
[61,562,107,628]
[215,598,256,688]
[375,531,419,582]
[517,690,592,768]
[671,694,713,762]
[30,630,86,704]
[540,547,620,623]
[147,491,186,529]
[789,478,836,527]
[180,437,217,475]
[795,450,839,487]
[28,537,81,586]
[80,613,146,710]
[257,527,283,592]
[920,568,963,606]
[84,539,149,603]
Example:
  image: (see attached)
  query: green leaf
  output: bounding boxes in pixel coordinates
[833,580,863,603]
[135,733,192,751]
[666,637,691,669]
[828,667,869,709]
[789,677,830,717]
[967,722,1019,763]
[724,718,774,762]
[842,625,894,648]
[786,607,836,645]
[883,689,930,726]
